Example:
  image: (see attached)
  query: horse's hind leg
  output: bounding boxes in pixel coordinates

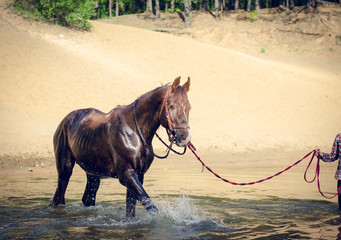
[82,174,101,206]
[51,149,75,206]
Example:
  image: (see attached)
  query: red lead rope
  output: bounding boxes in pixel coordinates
[303,150,341,199]
[188,144,341,199]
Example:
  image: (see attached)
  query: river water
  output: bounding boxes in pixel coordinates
[0,151,340,239]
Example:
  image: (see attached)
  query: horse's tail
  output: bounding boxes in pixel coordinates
[51,116,76,206]
[54,119,67,156]
[53,117,74,170]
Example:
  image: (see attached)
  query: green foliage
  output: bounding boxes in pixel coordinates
[97,0,108,18]
[246,11,259,22]
[13,0,96,30]
[260,47,266,53]
[12,0,339,27]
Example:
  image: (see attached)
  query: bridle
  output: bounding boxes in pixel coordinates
[133,87,189,159]
[159,88,190,141]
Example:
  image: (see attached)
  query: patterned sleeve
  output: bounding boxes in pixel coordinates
[322,133,340,162]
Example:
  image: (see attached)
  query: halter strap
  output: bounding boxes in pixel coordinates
[133,99,186,159]
[159,88,190,137]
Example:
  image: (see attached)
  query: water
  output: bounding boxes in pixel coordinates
[0,152,340,239]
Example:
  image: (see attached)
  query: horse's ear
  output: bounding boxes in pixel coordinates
[182,77,190,92]
[171,76,181,93]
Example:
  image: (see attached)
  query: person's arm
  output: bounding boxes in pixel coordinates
[321,133,341,162]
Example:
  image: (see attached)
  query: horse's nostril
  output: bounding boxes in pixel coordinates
[177,134,186,141]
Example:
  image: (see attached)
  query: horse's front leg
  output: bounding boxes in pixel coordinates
[123,169,158,217]
[126,189,137,217]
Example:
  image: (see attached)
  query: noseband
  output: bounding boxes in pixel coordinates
[133,88,188,159]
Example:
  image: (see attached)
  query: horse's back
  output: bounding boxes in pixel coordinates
[54,108,119,177]
[54,108,97,153]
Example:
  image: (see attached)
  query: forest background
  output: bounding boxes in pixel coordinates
[12,0,341,29]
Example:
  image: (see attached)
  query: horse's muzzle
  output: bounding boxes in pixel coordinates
[174,129,191,147]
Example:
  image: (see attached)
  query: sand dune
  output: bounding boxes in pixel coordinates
[0,2,340,159]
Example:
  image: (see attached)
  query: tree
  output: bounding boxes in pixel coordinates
[255,0,261,14]
[289,0,295,10]
[16,0,337,29]
[201,0,208,11]
[171,0,175,11]
[215,0,220,20]
[18,0,97,30]
[184,0,192,26]
[147,0,153,12]
[116,0,119,16]
[247,0,252,11]
[155,0,160,18]
[109,0,112,17]
[289,0,329,25]
[235,0,239,10]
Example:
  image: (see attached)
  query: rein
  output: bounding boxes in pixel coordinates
[133,98,186,159]
[188,145,341,199]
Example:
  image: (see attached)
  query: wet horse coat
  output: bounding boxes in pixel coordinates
[51,77,191,217]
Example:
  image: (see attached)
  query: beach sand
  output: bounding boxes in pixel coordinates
[0,1,340,188]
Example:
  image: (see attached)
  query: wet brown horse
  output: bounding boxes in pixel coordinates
[51,77,191,217]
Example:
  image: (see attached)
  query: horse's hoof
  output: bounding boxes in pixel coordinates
[147,205,158,215]
[50,198,65,207]
[49,202,65,207]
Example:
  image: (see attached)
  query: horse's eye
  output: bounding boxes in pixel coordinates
[170,105,175,110]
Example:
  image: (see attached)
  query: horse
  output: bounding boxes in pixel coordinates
[51,77,191,217]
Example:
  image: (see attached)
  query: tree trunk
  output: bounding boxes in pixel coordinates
[215,0,220,20]
[202,0,207,11]
[147,0,153,12]
[116,0,119,17]
[224,0,229,11]
[247,0,251,11]
[165,0,168,13]
[171,0,175,11]
[235,0,239,10]
[109,0,112,17]
[255,0,260,14]
[184,0,192,26]
[155,0,160,18]
[289,0,295,10]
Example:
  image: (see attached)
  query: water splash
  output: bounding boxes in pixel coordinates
[155,194,204,225]
[53,195,227,233]
[145,195,230,240]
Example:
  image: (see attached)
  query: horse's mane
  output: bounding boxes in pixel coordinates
[109,84,170,114]
[135,84,170,102]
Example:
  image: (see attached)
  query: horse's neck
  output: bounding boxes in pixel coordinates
[134,87,167,143]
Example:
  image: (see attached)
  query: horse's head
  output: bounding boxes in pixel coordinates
[160,77,191,147]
